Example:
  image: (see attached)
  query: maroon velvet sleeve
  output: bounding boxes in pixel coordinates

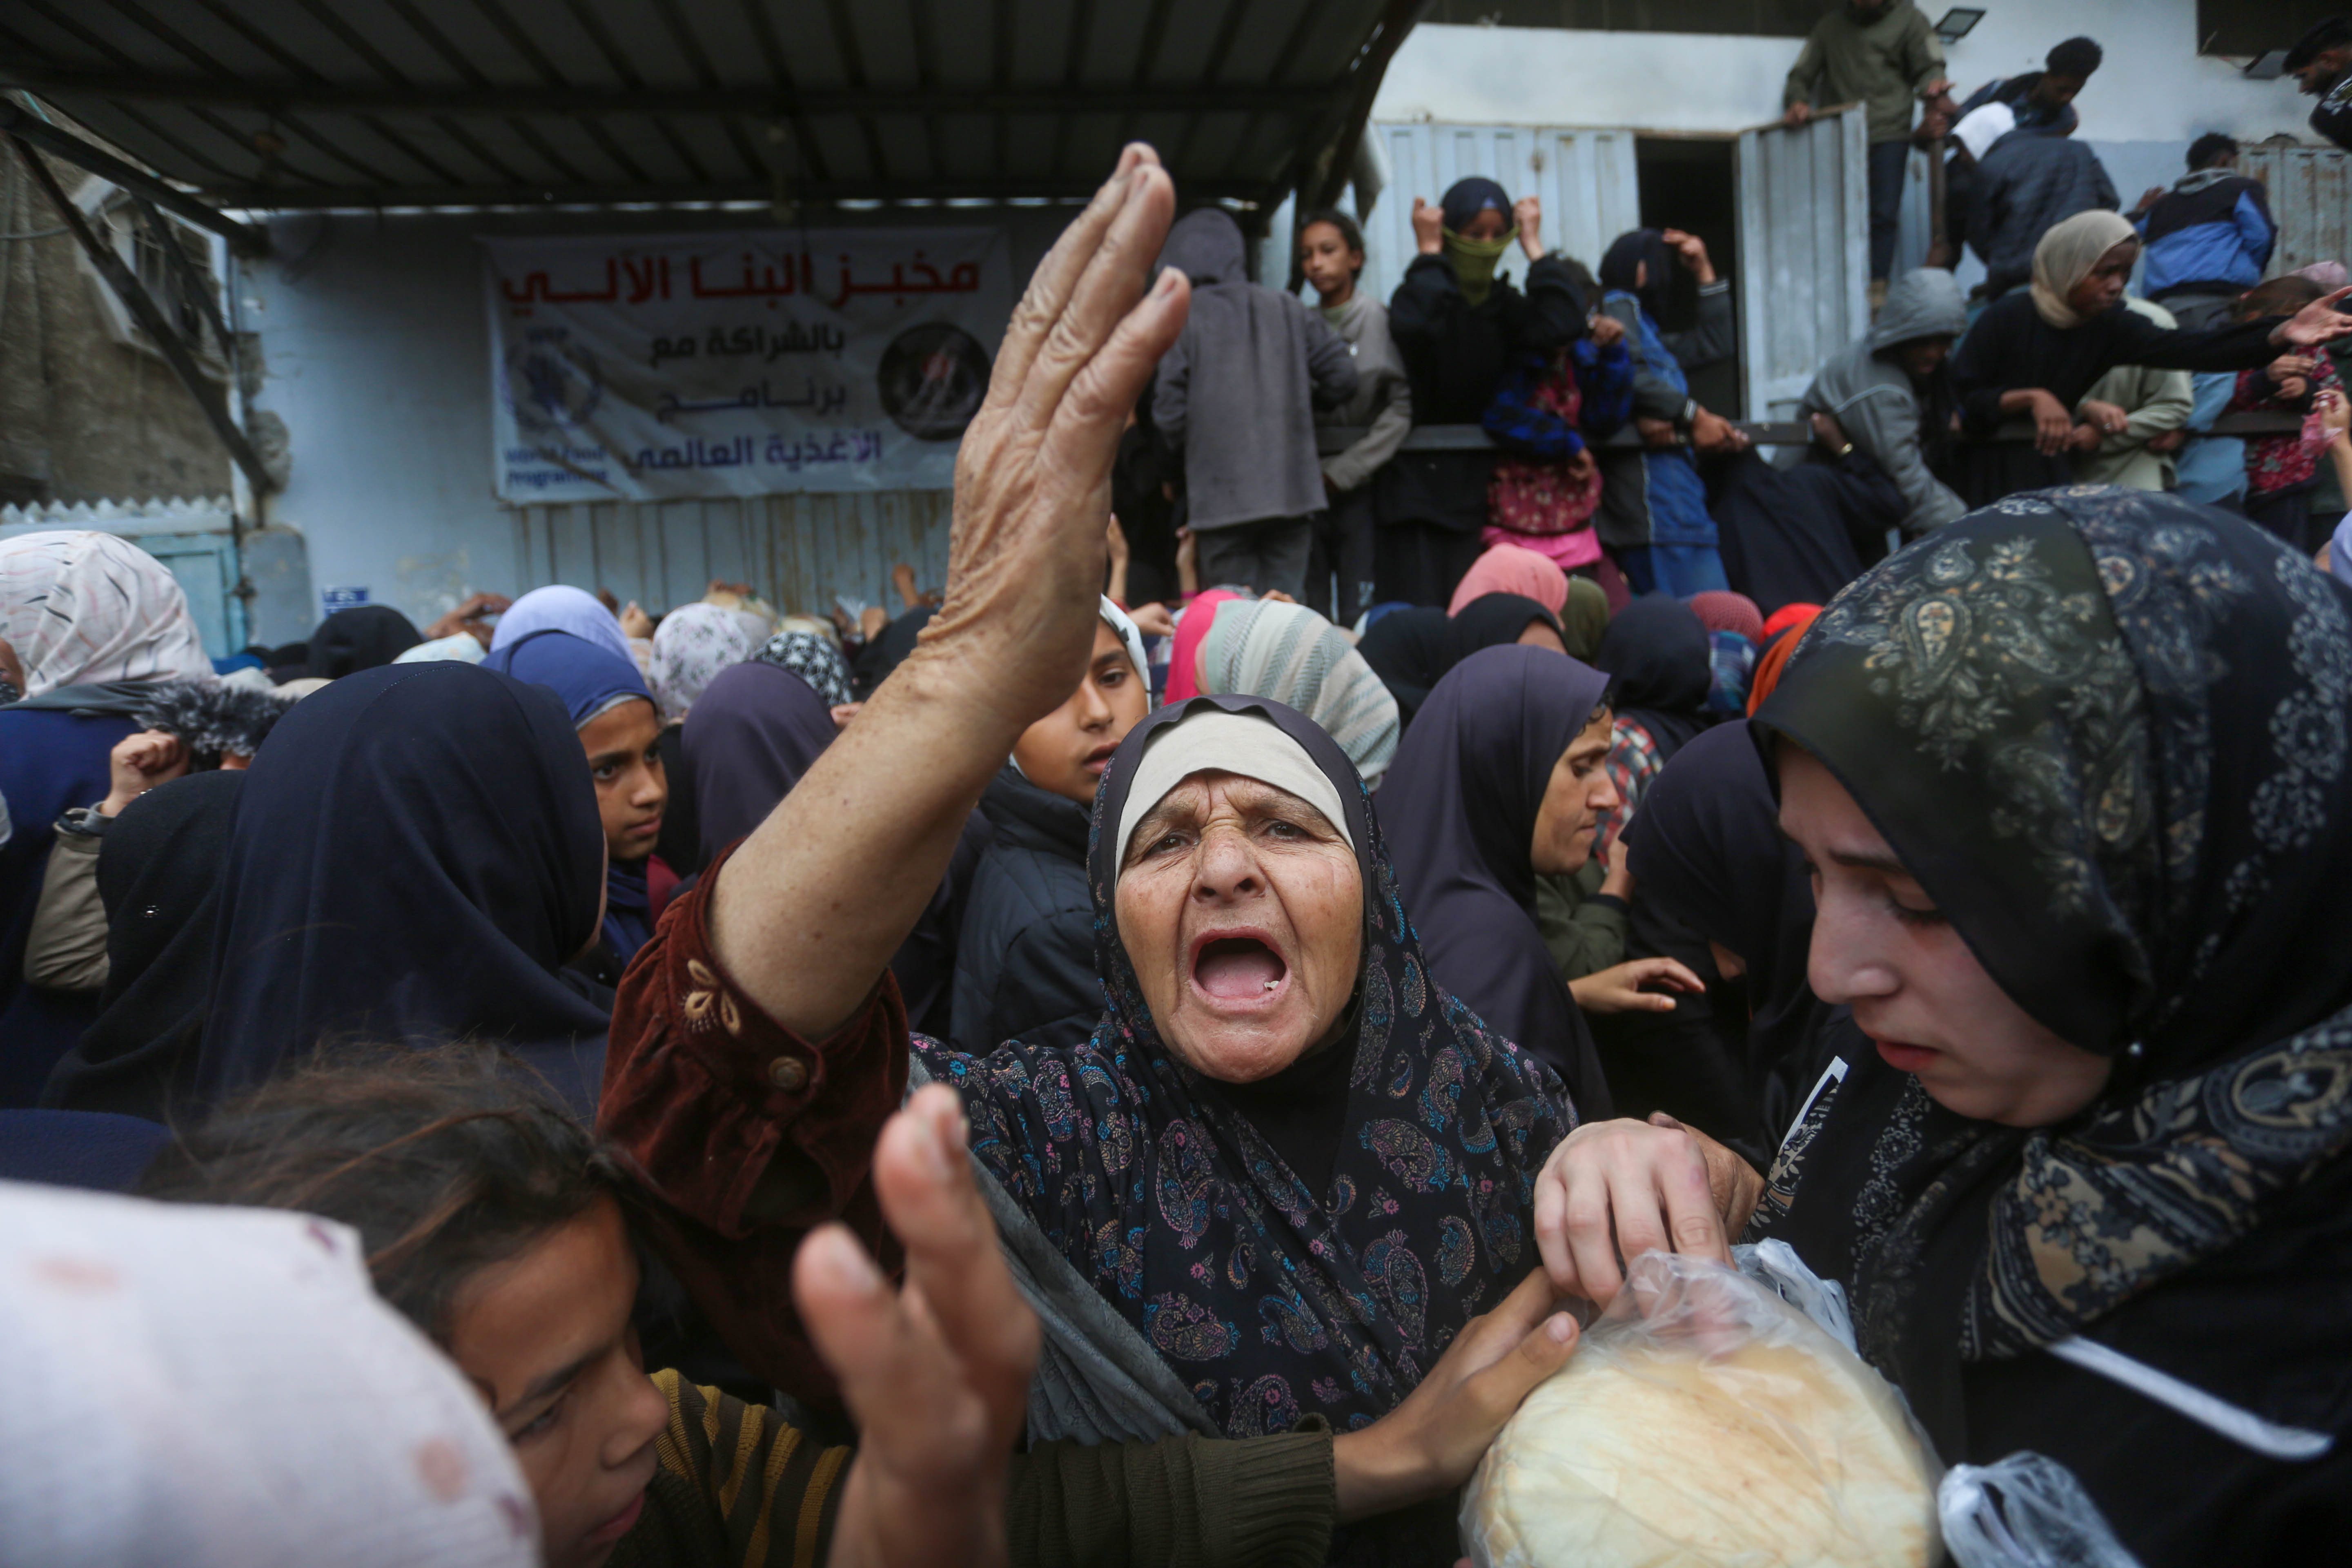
[598,844,910,1401]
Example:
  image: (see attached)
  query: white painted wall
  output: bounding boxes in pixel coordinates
[235,205,1073,639]
[1374,6,2318,144]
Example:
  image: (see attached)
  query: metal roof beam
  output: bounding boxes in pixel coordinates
[203,174,1279,208]
[0,98,267,254]
[0,66,1340,119]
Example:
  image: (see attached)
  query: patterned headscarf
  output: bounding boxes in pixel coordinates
[1200,600,1401,784]
[753,629,853,708]
[648,603,758,722]
[924,695,1574,1438]
[1753,488,2352,1432]
[0,531,215,696]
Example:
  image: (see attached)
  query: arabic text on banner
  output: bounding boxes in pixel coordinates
[482,228,1011,500]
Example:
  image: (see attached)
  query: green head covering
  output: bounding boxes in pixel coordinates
[1442,227,1517,309]
[1561,576,1610,663]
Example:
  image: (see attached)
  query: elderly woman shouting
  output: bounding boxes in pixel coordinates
[601,147,1584,1558]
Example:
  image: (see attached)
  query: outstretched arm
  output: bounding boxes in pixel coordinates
[706,147,1189,1040]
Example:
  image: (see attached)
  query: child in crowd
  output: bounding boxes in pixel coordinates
[1298,209,1410,627]
[2229,274,2344,550]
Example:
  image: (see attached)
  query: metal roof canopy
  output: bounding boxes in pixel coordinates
[0,0,1422,214]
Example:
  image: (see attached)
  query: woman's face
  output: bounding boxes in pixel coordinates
[1011,622,1149,806]
[2067,242,2138,317]
[1528,709,1618,877]
[1895,334,1954,378]
[577,698,666,865]
[1778,746,2113,1127]
[1458,208,1510,243]
[445,1195,669,1568]
[1115,770,1363,1082]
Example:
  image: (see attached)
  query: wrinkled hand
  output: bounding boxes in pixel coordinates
[1568,956,1704,1016]
[797,1086,1041,1568]
[1330,1269,1579,1522]
[1411,196,1444,256]
[2272,287,2352,350]
[1532,1115,1760,1307]
[1586,312,1624,351]
[1636,416,1679,449]
[924,145,1187,733]
[103,729,189,817]
[1513,194,1544,260]
[1128,601,1176,638]
[2027,389,2074,454]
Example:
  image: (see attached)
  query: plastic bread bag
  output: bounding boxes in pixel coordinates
[1460,1245,1943,1568]
[1939,1452,2144,1568]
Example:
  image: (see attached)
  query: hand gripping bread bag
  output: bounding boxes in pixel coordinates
[1461,1246,1941,1568]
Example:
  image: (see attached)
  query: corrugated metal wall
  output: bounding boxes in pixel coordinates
[513,490,953,619]
[1358,121,1642,307]
[2243,145,2352,279]
[1735,107,1869,422]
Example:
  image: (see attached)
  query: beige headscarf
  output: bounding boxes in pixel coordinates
[2029,210,2140,329]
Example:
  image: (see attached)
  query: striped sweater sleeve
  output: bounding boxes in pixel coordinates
[652,1370,853,1568]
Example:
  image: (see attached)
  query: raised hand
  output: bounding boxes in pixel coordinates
[102,729,189,817]
[1513,194,1545,260]
[1411,196,1444,256]
[2273,287,2352,350]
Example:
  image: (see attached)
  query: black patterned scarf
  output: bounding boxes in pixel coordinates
[915,694,1575,1437]
[1751,487,2352,1430]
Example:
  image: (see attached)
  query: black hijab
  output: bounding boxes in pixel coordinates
[304,606,423,679]
[194,663,610,1116]
[1359,594,1565,728]
[1595,593,1713,760]
[40,771,243,1119]
[1376,645,1615,1114]
[929,692,1574,1442]
[1599,228,1675,321]
[1621,721,1833,1126]
[684,660,837,862]
[1752,489,2352,1446]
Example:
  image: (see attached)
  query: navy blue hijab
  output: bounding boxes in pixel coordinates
[196,663,610,1116]
[486,630,663,967]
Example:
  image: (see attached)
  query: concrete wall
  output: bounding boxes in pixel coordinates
[236,202,1080,634]
[1373,6,2319,144]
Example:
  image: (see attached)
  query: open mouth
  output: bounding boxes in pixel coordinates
[1192,933,1288,1003]
[1084,742,1120,775]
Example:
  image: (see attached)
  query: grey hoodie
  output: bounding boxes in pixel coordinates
[1151,209,1357,531]
[1801,268,1970,535]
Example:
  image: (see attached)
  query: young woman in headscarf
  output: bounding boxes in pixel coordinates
[0,530,218,1104]
[644,603,760,875]
[1198,598,1400,785]
[600,152,1586,1562]
[1381,177,1588,608]
[755,625,856,708]
[1356,591,1566,727]
[1591,228,1746,599]
[488,584,635,664]
[485,630,671,986]
[1951,209,2352,506]
[40,771,243,1122]
[1589,593,1715,861]
[953,599,1151,1056]
[1534,488,2352,1566]
[194,662,612,1117]
[686,657,984,1039]
[302,604,423,678]
[1443,542,1569,619]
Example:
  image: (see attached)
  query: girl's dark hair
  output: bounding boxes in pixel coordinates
[1298,208,1365,272]
[2045,36,2102,79]
[2234,275,2327,322]
[140,1046,630,1345]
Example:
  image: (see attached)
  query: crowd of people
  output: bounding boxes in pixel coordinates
[3,98,2352,1568]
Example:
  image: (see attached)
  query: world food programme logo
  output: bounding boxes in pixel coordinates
[504,328,604,432]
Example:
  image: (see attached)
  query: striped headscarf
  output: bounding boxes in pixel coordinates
[0,531,215,696]
[648,602,759,722]
[1200,598,1400,783]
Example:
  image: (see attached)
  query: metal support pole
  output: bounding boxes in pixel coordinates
[11,134,273,496]
[0,100,266,257]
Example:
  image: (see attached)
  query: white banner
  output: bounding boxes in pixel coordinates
[482,227,1011,500]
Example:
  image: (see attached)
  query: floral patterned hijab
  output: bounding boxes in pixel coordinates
[1752,487,2352,1440]
[924,695,1574,1438]
[648,603,758,722]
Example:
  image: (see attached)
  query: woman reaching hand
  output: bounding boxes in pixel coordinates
[599,148,1586,1562]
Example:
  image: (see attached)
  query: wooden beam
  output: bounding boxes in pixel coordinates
[0,99,267,255]
[11,134,272,495]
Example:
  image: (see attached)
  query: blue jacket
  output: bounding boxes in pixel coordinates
[2136,169,2275,302]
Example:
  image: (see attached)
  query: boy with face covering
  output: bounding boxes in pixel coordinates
[950,600,1152,1054]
